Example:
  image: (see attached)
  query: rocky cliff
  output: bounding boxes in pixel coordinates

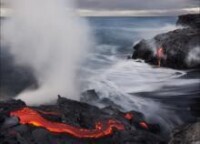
[169,122,200,144]
[132,14,200,69]
[177,14,200,28]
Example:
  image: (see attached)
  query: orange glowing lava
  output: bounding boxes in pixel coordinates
[139,122,148,129]
[124,113,134,120]
[10,107,125,138]
[124,113,149,129]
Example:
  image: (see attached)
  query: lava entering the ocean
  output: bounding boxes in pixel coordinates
[10,107,125,138]
[156,47,164,67]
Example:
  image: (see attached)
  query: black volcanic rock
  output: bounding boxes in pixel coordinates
[0,99,26,115]
[132,39,154,62]
[0,97,165,144]
[169,122,200,144]
[132,14,200,69]
[177,14,200,28]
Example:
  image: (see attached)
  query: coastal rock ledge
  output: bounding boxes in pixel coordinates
[169,122,200,144]
[132,14,200,69]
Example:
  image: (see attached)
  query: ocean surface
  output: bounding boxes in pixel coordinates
[79,17,200,133]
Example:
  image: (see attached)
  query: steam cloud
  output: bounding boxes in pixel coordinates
[186,46,200,67]
[1,0,92,105]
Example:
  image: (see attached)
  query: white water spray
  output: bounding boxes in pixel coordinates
[1,0,92,105]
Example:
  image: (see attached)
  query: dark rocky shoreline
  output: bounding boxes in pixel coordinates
[0,96,165,144]
[177,14,200,28]
[169,122,200,144]
[132,14,200,69]
[1,93,200,144]
[0,97,200,144]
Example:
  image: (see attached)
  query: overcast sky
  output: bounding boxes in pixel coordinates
[76,0,200,16]
[0,0,199,16]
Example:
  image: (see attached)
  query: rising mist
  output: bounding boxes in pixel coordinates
[1,0,92,105]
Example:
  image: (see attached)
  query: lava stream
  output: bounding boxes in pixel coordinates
[10,107,125,138]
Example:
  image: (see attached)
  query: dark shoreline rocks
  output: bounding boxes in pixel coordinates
[177,14,200,28]
[132,14,200,69]
[169,122,200,144]
[1,95,199,144]
[0,96,200,144]
[0,96,165,144]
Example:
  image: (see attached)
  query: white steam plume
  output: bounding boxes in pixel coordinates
[186,46,200,67]
[1,0,92,105]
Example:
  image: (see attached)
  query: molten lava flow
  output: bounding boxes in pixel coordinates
[10,107,125,138]
[156,47,164,67]
[124,113,134,120]
[139,122,149,129]
[124,113,149,129]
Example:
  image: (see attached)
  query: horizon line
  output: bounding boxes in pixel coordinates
[1,7,199,17]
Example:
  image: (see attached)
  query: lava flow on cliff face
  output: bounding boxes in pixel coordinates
[156,47,165,67]
[10,107,125,139]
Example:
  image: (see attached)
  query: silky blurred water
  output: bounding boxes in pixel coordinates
[79,17,200,133]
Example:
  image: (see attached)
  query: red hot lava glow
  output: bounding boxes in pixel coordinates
[156,48,164,59]
[10,107,125,138]
[156,47,164,67]
[124,113,149,129]
[139,122,149,129]
[124,113,134,120]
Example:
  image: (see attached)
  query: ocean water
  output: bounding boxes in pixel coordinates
[79,17,200,133]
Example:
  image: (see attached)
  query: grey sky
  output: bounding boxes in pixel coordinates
[76,0,200,16]
[77,0,199,10]
[0,0,199,16]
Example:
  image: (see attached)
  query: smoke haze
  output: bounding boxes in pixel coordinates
[1,0,92,105]
[186,46,200,67]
